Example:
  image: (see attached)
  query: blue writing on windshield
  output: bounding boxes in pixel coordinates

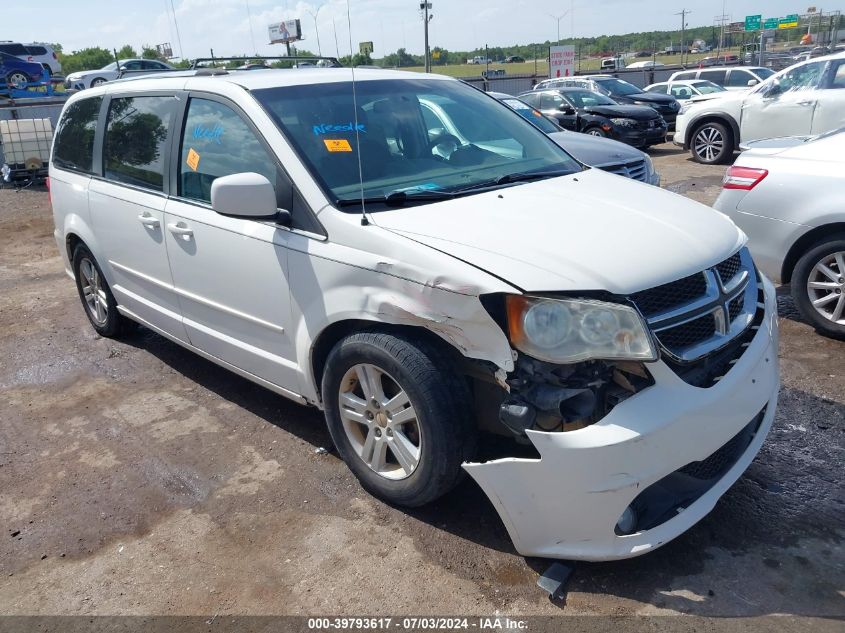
[313,122,366,136]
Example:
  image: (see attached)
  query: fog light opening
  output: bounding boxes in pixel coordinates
[615,505,637,536]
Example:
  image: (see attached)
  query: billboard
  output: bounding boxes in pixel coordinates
[156,43,173,58]
[549,45,575,79]
[268,19,302,44]
[359,41,374,55]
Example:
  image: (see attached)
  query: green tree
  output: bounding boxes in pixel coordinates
[116,44,138,59]
[141,46,163,60]
[58,47,115,74]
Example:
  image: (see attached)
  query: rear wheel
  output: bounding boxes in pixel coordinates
[72,245,133,337]
[690,121,732,164]
[322,331,476,507]
[791,236,845,339]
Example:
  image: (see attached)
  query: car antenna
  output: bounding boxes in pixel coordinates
[346,0,368,226]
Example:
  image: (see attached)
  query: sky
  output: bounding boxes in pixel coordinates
[8,0,840,60]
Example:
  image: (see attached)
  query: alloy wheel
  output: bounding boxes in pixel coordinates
[8,72,28,90]
[79,258,109,326]
[807,250,845,325]
[338,363,422,480]
[693,126,724,162]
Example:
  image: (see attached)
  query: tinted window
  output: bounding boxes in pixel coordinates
[700,70,727,85]
[52,97,102,173]
[518,92,540,107]
[26,46,47,56]
[103,96,176,191]
[501,98,559,133]
[0,43,29,56]
[594,78,641,96]
[539,92,565,110]
[830,61,845,89]
[646,84,668,94]
[179,98,276,204]
[726,70,755,87]
[562,90,617,107]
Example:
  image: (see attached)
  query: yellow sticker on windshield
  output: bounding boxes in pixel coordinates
[324,139,353,152]
[186,147,200,171]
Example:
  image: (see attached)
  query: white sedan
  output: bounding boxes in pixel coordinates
[713,128,845,338]
[644,79,726,104]
[64,58,174,90]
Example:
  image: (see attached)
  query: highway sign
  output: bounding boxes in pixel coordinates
[745,14,762,31]
[778,14,800,28]
[763,17,779,29]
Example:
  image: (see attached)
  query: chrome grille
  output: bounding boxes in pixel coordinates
[630,248,758,363]
[600,159,648,182]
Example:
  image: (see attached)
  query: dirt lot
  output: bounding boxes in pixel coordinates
[0,143,843,623]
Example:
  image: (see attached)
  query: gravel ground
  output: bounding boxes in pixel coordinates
[0,143,842,623]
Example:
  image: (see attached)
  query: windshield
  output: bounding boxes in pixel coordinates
[692,81,725,94]
[561,90,618,107]
[254,78,581,209]
[499,98,560,133]
[101,61,119,70]
[595,78,642,96]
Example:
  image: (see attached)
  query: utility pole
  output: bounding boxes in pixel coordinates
[675,8,691,65]
[421,2,433,73]
[548,11,570,46]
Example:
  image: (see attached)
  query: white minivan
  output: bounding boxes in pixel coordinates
[50,68,779,561]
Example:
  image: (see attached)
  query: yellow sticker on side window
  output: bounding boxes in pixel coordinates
[323,139,353,152]
[186,148,200,171]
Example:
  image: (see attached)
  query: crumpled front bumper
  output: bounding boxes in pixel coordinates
[464,277,779,561]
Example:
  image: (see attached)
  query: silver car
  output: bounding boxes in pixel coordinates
[713,128,845,338]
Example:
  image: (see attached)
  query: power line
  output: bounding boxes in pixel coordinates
[169,0,184,59]
[245,0,257,54]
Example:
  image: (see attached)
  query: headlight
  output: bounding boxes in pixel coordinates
[610,118,637,128]
[633,101,657,108]
[643,154,657,179]
[506,296,657,364]
[678,103,692,115]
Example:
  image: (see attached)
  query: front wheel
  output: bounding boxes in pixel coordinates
[7,71,29,90]
[690,121,733,164]
[585,126,607,137]
[90,77,107,87]
[791,236,845,339]
[322,331,476,507]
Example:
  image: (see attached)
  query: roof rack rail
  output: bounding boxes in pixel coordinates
[190,55,342,69]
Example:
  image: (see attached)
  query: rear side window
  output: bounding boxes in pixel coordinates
[52,97,102,173]
[178,98,276,204]
[0,43,29,56]
[26,46,47,56]
[673,71,695,81]
[103,96,177,191]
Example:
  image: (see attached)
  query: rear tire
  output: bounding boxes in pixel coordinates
[322,331,476,507]
[72,245,133,338]
[690,121,733,164]
[791,236,845,339]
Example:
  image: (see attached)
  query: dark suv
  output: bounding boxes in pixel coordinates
[534,75,681,128]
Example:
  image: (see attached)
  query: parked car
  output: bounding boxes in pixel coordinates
[503,56,524,64]
[533,75,680,128]
[50,69,778,561]
[713,128,845,338]
[0,42,32,60]
[668,66,775,90]
[700,54,739,67]
[467,56,490,65]
[64,58,174,90]
[0,51,46,92]
[483,92,660,185]
[519,87,667,147]
[674,52,845,164]
[644,79,726,104]
[23,43,62,76]
[627,61,664,69]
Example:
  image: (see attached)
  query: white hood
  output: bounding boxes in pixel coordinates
[373,168,744,294]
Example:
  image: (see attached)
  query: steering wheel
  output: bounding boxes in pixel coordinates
[427,133,462,159]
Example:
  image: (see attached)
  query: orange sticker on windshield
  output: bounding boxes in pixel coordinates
[186,148,200,171]
[323,139,353,152]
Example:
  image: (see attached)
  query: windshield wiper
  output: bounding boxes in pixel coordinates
[336,188,455,208]
[455,169,574,194]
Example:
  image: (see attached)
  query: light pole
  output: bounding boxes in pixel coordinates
[421,2,433,73]
[306,4,324,56]
[548,10,570,46]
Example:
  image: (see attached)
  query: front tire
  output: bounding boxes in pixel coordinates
[7,71,29,90]
[322,331,476,507]
[791,236,845,339]
[585,126,607,137]
[72,245,133,337]
[690,121,733,164]
[90,77,107,87]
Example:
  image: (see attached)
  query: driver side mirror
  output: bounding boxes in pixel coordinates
[211,172,290,224]
[747,79,758,87]
[558,104,575,115]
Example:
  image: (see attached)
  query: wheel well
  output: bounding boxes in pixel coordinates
[781,223,845,284]
[686,115,738,151]
[66,233,85,262]
[310,320,471,400]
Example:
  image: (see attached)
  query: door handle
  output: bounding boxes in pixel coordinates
[797,100,816,106]
[167,222,194,238]
[137,213,160,228]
